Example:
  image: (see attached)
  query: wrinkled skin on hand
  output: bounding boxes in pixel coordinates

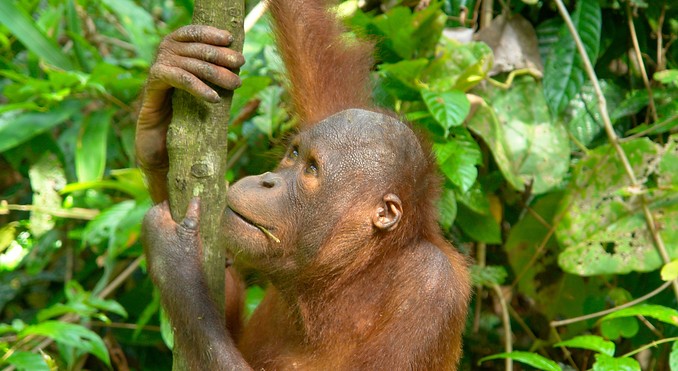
[135,25,245,203]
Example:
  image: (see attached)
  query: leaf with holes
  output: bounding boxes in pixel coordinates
[468,77,570,194]
[556,136,678,275]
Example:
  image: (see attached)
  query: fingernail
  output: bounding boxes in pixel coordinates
[210,91,220,102]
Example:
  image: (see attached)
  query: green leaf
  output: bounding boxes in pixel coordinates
[5,351,50,371]
[592,354,640,371]
[438,188,457,230]
[663,260,678,281]
[421,90,470,135]
[479,351,561,371]
[456,204,501,244]
[0,1,73,70]
[160,307,174,350]
[468,78,570,194]
[251,86,286,138]
[471,265,507,287]
[19,321,110,366]
[555,335,615,356]
[433,127,482,192]
[670,341,678,371]
[100,0,158,63]
[654,69,678,86]
[0,101,81,153]
[378,59,429,101]
[230,76,272,118]
[245,285,265,318]
[423,39,493,92]
[542,0,601,116]
[602,304,678,327]
[601,317,639,340]
[76,109,113,182]
[556,137,678,275]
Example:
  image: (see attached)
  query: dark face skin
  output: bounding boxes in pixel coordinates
[223,109,422,275]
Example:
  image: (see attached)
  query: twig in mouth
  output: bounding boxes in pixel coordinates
[255,224,281,243]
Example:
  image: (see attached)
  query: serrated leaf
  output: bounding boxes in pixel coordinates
[76,109,113,182]
[19,321,110,366]
[479,351,561,371]
[555,335,615,356]
[542,0,601,116]
[602,304,678,327]
[0,1,73,70]
[592,354,640,371]
[422,90,470,134]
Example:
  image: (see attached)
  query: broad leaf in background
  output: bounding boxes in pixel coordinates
[100,0,158,64]
[378,59,429,101]
[505,192,607,324]
[542,0,601,116]
[438,188,457,230]
[468,76,570,194]
[19,321,110,366]
[0,101,81,152]
[564,81,625,149]
[76,109,113,182]
[556,136,678,275]
[4,351,51,371]
[423,38,493,92]
[602,304,678,327]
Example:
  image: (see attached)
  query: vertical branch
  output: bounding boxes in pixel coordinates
[165,0,245,369]
[626,2,658,122]
[552,0,678,299]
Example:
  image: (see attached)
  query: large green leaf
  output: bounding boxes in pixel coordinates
[0,1,73,70]
[5,351,50,371]
[602,304,678,327]
[19,321,110,366]
[556,136,678,275]
[542,0,601,116]
[378,59,429,101]
[592,354,640,371]
[421,90,470,135]
[433,127,482,192]
[28,154,66,237]
[0,101,81,153]
[468,77,570,194]
[76,109,113,182]
[426,39,493,93]
[479,351,561,371]
[555,335,615,357]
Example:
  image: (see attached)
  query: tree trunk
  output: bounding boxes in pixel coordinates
[165,0,244,369]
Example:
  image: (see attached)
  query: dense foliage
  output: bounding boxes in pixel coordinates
[0,0,677,369]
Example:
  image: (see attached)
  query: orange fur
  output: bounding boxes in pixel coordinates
[268,0,374,127]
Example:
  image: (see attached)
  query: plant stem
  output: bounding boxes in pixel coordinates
[553,0,678,299]
[626,1,658,122]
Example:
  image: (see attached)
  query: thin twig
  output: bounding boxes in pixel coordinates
[621,336,678,358]
[473,242,486,333]
[553,0,678,299]
[491,284,513,371]
[656,1,666,71]
[0,200,99,220]
[626,2,658,122]
[550,279,673,327]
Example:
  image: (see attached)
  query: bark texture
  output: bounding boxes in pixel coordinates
[166,0,244,369]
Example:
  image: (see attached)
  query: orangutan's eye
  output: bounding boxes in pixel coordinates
[304,159,319,177]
